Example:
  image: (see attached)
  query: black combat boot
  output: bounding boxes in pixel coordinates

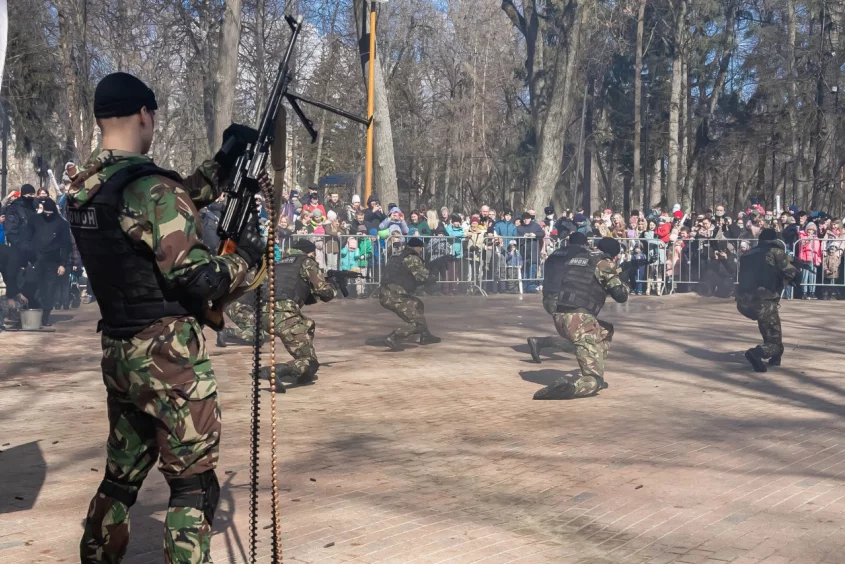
[257,365,288,392]
[216,331,227,348]
[527,337,545,363]
[768,356,781,366]
[744,346,768,373]
[418,330,441,345]
[384,333,401,351]
[533,376,577,400]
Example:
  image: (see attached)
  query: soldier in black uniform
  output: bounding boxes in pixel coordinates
[379,237,440,350]
[736,228,799,372]
[526,232,588,362]
[534,237,629,400]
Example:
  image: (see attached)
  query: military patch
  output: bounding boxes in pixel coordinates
[67,207,98,229]
[567,257,589,266]
[277,257,297,264]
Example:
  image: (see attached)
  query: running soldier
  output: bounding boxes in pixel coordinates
[534,237,628,400]
[380,237,441,350]
[260,238,335,385]
[68,72,264,563]
[736,228,799,372]
[526,232,587,362]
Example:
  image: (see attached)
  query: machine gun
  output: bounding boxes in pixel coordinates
[427,254,459,276]
[206,14,369,329]
[326,270,368,298]
[618,256,656,274]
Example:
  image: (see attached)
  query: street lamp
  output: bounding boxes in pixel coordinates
[364,0,388,203]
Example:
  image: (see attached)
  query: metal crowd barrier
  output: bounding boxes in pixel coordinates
[274,232,845,299]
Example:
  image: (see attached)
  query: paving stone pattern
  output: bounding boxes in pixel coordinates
[1,295,844,563]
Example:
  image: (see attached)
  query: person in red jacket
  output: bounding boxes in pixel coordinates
[301,193,326,217]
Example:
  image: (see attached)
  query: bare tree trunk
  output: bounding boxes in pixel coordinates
[504,0,585,213]
[666,0,687,209]
[254,0,267,123]
[211,0,243,152]
[354,0,399,207]
[633,0,646,211]
[58,0,94,161]
[650,156,662,209]
[679,55,690,210]
[812,2,842,211]
[312,3,341,184]
[582,77,594,213]
[787,0,802,206]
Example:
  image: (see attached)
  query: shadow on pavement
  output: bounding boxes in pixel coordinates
[519,369,570,387]
[0,441,46,514]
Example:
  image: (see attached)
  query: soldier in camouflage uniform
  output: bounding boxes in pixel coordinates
[526,232,589,362]
[379,237,441,350]
[67,73,265,563]
[534,237,629,400]
[260,238,335,386]
[736,228,799,372]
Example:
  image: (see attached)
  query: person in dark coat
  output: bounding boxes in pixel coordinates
[31,199,72,326]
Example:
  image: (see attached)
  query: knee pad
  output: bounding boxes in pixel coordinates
[169,470,220,525]
[97,471,139,508]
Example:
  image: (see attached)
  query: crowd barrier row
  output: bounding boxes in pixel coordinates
[3,233,836,302]
[275,232,845,299]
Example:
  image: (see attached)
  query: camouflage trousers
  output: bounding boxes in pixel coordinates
[552,312,611,398]
[378,284,427,339]
[262,300,318,378]
[80,316,220,564]
[736,293,783,358]
[225,301,258,341]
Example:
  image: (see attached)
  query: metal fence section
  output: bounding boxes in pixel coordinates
[273,232,845,299]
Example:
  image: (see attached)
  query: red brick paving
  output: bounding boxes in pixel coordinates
[2,294,845,563]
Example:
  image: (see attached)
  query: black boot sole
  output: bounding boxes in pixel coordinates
[745,350,768,373]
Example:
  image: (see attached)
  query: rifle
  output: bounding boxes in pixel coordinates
[428,254,459,276]
[206,14,369,329]
[618,256,655,274]
[326,269,368,298]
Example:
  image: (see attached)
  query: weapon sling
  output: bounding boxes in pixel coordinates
[234,14,368,563]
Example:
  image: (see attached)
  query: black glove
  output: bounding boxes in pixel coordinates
[235,215,265,268]
[214,123,260,171]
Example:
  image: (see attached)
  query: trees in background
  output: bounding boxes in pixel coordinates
[3,0,845,215]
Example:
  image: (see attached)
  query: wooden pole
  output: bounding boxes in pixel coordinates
[364,2,376,202]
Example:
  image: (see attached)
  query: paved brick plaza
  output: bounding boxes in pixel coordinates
[2,294,845,564]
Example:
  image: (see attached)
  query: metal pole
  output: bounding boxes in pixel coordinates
[364,1,377,203]
[1,98,7,200]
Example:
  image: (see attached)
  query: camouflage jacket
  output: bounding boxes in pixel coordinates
[600,257,629,301]
[751,244,798,299]
[405,252,430,285]
[67,149,249,296]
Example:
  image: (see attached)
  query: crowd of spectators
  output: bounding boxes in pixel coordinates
[1,164,86,329]
[246,187,845,301]
[5,170,844,311]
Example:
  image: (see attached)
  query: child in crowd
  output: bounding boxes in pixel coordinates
[505,241,523,293]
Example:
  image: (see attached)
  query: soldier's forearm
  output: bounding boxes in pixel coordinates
[181,159,224,210]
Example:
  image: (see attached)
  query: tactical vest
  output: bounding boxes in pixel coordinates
[381,248,419,292]
[738,241,783,294]
[556,248,609,316]
[69,162,192,338]
[273,254,311,306]
[543,245,584,298]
